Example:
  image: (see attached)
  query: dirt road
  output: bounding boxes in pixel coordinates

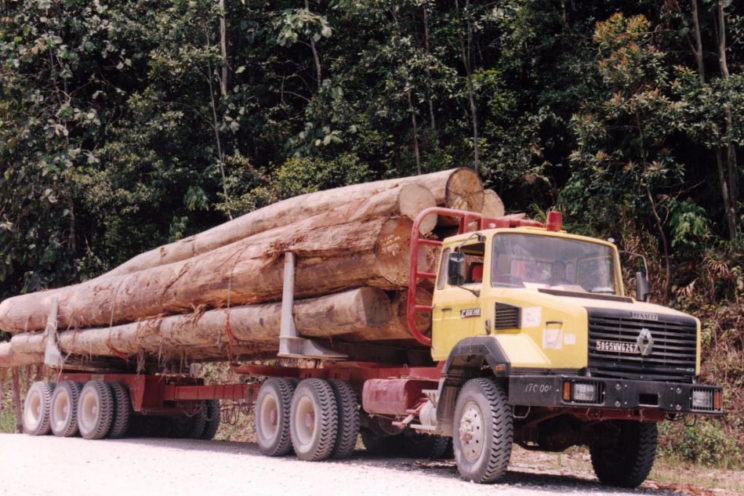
[0,434,686,496]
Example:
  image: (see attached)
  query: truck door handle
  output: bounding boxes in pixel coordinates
[440,307,452,312]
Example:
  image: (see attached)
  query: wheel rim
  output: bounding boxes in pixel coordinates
[258,394,279,441]
[458,399,485,464]
[24,390,42,430]
[294,395,316,446]
[80,391,99,431]
[52,393,70,430]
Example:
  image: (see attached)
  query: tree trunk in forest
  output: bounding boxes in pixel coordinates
[0,217,436,334]
[715,1,739,240]
[456,0,480,170]
[11,367,22,432]
[305,0,322,89]
[100,168,480,278]
[219,0,228,96]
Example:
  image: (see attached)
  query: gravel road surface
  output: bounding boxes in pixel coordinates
[0,434,684,496]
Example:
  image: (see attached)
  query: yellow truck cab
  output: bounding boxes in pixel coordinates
[420,211,722,486]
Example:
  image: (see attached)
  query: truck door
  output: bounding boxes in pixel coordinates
[431,241,486,361]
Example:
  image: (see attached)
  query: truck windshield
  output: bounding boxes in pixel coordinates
[491,233,617,294]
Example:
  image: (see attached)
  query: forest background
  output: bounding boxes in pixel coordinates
[0,0,742,469]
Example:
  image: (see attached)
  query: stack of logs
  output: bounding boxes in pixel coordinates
[0,168,501,369]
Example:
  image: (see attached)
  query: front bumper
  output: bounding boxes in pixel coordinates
[508,375,723,415]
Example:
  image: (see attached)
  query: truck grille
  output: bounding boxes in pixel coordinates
[587,308,697,382]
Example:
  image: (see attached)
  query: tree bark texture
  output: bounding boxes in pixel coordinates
[101,168,481,278]
[0,287,428,366]
[0,217,435,334]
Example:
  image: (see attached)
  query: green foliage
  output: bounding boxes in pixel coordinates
[659,419,741,469]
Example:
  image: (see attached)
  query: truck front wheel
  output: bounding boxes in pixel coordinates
[453,378,513,483]
[590,420,658,488]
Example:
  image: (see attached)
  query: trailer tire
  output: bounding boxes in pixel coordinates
[200,399,220,440]
[50,380,81,437]
[23,381,55,436]
[77,380,114,440]
[330,380,359,459]
[108,382,132,439]
[187,402,208,439]
[256,378,295,456]
[290,379,338,461]
[590,421,658,488]
[453,378,512,483]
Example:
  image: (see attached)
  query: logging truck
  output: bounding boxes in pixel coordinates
[18,206,722,488]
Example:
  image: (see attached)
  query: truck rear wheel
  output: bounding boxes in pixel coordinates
[329,379,359,459]
[108,382,132,439]
[50,380,81,437]
[290,378,338,461]
[590,420,658,488]
[23,381,55,436]
[256,378,295,456]
[77,380,114,440]
[453,378,512,483]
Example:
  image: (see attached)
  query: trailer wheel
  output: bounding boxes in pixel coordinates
[290,379,338,461]
[23,381,55,436]
[187,402,208,439]
[50,380,82,437]
[256,378,295,456]
[329,379,359,459]
[77,380,114,440]
[108,382,132,439]
[453,378,512,483]
[200,399,220,440]
[590,420,658,488]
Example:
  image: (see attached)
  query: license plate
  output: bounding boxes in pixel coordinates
[596,340,638,354]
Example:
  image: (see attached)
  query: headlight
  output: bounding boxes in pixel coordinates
[692,389,713,410]
[573,382,597,402]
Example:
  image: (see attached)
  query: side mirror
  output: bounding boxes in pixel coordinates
[636,271,650,302]
[447,251,466,286]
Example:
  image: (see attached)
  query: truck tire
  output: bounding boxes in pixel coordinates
[23,381,55,436]
[77,380,114,440]
[453,378,512,483]
[256,378,295,456]
[590,420,658,488]
[200,399,220,440]
[290,378,338,461]
[108,382,132,439]
[330,379,359,459]
[360,416,404,455]
[50,380,81,437]
[187,402,208,439]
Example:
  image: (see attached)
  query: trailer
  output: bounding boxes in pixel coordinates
[21,207,723,487]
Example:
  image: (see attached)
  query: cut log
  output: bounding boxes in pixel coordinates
[102,168,478,278]
[0,342,43,368]
[481,189,505,218]
[0,217,432,334]
[2,288,413,366]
